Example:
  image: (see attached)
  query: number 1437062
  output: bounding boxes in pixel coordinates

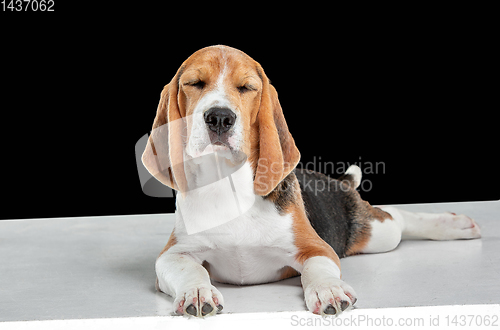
[2,0,54,11]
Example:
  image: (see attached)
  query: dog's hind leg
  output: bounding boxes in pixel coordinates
[347,206,481,255]
[378,206,481,241]
[346,205,403,255]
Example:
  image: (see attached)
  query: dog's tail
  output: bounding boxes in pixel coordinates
[338,165,362,189]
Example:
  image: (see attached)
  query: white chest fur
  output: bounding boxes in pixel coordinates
[197,198,296,285]
[169,162,297,285]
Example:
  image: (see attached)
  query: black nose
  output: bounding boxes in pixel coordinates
[204,107,236,135]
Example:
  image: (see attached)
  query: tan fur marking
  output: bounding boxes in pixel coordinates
[345,204,394,256]
[279,266,300,280]
[288,186,341,270]
[253,79,300,196]
[364,202,393,223]
[345,234,371,256]
[158,230,177,257]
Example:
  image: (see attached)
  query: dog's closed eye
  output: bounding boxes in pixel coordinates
[237,83,257,94]
[184,80,205,90]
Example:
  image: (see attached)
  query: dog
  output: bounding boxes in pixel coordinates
[141,45,481,317]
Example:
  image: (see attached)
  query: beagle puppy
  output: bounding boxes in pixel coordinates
[142,45,481,317]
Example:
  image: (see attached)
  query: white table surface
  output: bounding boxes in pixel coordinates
[1,201,499,326]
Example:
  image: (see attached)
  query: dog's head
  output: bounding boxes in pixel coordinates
[142,45,300,196]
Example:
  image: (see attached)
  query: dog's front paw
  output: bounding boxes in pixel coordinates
[304,279,357,316]
[174,285,224,317]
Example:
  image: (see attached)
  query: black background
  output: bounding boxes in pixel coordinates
[1,5,497,220]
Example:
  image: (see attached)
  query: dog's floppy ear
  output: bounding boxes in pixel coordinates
[141,71,188,193]
[254,68,300,196]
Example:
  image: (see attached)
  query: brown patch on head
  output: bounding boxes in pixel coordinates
[179,46,301,196]
[143,45,297,195]
[177,46,264,161]
[178,46,262,117]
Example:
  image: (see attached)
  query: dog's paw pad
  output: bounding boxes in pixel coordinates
[173,285,224,317]
[201,303,213,316]
[324,305,337,315]
[186,304,197,316]
[304,279,357,317]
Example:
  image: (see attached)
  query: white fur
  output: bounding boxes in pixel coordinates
[185,86,233,158]
[301,256,357,316]
[383,206,481,240]
[345,165,362,189]
[361,214,403,253]
[226,116,244,151]
[162,162,297,284]
[362,206,482,254]
[177,161,256,234]
[156,159,299,315]
[194,197,297,285]
[156,252,224,317]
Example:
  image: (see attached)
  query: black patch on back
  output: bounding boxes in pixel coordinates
[295,168,364,258]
